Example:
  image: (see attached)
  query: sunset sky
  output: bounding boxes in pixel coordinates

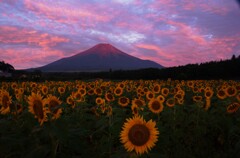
[0,0,240,69]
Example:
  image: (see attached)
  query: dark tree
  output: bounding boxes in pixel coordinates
[231,54,236,60]
[0,61,15,72]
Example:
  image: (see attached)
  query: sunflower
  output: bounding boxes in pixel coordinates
[11,82,18,89]
[143,87,149,93]
[0,90,12,114]
[176,98,184,105]
[41,85,48,95]
[204,89,214,98]
[87,88,95,96]
[139,90,146,97]
[118,82,125,89]
[152,84,161,94]
[187,81,194,88]
[94,87,103,96]
[174,93,184,101]
[166,98,175,107]
[132,98,146,108]
[131,104,139,116]
[78,88,87,96]
[146,91,155,100]
[217,89,227,100]
[114,87,123,96]
[161,88,169,97]
[16,93,23,101]
[45,95,62,120]
[105,92,115,102]
[177,89,185,96]
[96,97,104,105]
[156,95,165,103]
[193,96,203,102]
[14,89,20,96]
[120,115,159,155]
[226,102,240,114]
[66,95,75,108]
[236,93,240,102]
[30,82,37,88]
[74,92,82,102]
[148,98,164,114]
[88,83,95,89]
[225,86,237,97]
[137,87,143,94]
[193,87,200,93]
[19,88,24,95]
[126,86,133,92]
[28,92,48,125]
[118,96,130,107]
[58,87,65,94]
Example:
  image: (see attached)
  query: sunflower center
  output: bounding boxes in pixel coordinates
[148,93,153,98]
[116,89,121,94]
[227,88,235,95]
[163,90,168,94]
[43,88,47,93]
[176,94,182,99]
[80,89,85,94]
[135,100,143,107]
[75,93,81,99]
[67,97,73,103]
[96,98,102,104]
[158,96,164,102]
[152,101,161,110]
[96,88,102,94]
[153,86,159,92]
[206,92,211,97]
[128,124,150,146]
[120,97,128,104]
[33,100,44,119]
[168,99,175,104]
[218,90,225,96]
[107,94,113,100]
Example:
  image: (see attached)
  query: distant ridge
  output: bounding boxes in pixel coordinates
[31,43,163,72]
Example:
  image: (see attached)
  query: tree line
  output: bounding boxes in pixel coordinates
[1,55,240,81]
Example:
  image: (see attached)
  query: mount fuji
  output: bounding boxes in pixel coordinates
[33,43,163,72]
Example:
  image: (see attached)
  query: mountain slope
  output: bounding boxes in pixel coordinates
[36,43,163,72]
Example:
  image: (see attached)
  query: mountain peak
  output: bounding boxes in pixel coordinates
[95,43,112,47]
[81,43,124,56]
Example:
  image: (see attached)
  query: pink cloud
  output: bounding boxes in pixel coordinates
[23,0,113,26]
[181,1,232,15]
[0,47,65,69]
[134,43,175,67]
[0,26,69,50]
[149,0,232,15]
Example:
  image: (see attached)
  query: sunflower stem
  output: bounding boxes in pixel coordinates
[173,106,176,130]
[108,105,113,157]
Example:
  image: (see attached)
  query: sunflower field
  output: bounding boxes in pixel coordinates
[0,79,240,158]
